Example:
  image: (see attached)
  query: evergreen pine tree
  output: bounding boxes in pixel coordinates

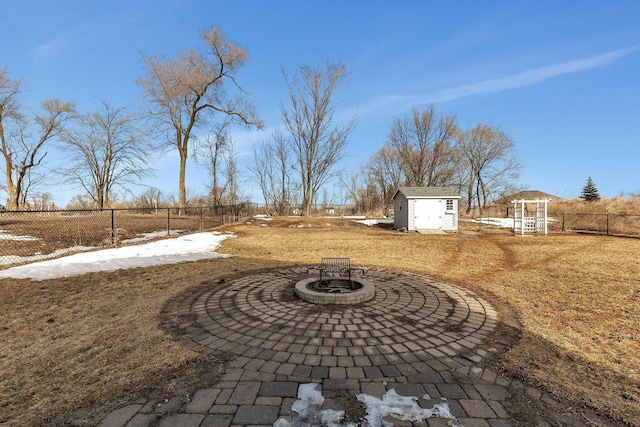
[580,177,600,201]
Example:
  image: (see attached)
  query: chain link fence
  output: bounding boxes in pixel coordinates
[470,207,640,238]
[0,204,254,269]
[6,204,637,270]
[549,212,640,237]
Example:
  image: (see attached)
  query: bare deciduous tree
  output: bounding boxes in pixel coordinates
[61,101,150,209]
[249,129,294,215]
[388,105,458,187]
[194,121,244,206]
[341,170,384,215]
[0,182,7,207]
[281,62,355,216]
[19,167,47,209]
[457,124,520,214]
[1,68,75,210]
[270,130,297,214]
[357,109,520,216]
[134,187,164,211]
[138,26,262,210]
[340,172,360,211]
[28,191,53,211]
[222,138,239,205]
[194,119,232,206]
[65,193,95,210]
[249,138,273,210]
[364,143,404,206]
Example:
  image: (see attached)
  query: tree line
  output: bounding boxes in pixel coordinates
[360,107,520,215]
[1,26,519,214]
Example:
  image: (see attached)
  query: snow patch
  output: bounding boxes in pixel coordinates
[464,217,514,228]
[0,246,93,266]
[274,384,354,427]
[0,232,235,281]
[274,384,460,427]
[120,229,183,244]
[352,219,394,227]
[357,389,459,427]
[0,230,40,241]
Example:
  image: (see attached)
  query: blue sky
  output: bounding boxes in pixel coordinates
[1,0,639,206]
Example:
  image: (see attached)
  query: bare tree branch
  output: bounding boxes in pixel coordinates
[138,26,262,210]
[1,68,74,209]
[60,100,152,209]
[249,129,295,214]
[458,124,520,214]
[388,105,459,187]
[281,62,355,216]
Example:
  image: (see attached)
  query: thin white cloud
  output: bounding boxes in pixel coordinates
[359,46,640,115]
[32,36,68,66]
[433,46,640,102]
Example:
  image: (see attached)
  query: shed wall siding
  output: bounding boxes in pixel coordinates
[408,199,416,230]
[393,193,409,230]
[440,199,459,231]
[392,189,460,232]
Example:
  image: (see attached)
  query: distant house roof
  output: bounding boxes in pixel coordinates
[492,190,563,206]
[505,190,563,201]
[392,187,461,199]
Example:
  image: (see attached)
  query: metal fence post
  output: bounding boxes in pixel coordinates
[167,208,170,236]
[606,214,609,236]
[111,209,115,244]
[200,206,203,231]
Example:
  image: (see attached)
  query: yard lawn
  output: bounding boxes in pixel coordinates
[0,216,638,426]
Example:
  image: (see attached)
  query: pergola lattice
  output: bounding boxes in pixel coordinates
[512,199,549,235]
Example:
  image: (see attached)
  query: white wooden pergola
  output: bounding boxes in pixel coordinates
[512,199,549,236]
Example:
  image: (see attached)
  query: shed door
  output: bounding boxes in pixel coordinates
[414,199,441,230]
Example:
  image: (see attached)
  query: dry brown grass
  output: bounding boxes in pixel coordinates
[0,210,224,260]
[550,196,640,214]
[0,256,285,426]
[221,217,640,425]
[0,216,639,426]
[472,196,640,237]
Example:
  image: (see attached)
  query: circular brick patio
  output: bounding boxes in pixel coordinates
[175,268,499,379]
[91,268,599,427]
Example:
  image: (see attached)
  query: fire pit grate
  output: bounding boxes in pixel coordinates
[298,259,373,304]
[306,278,364,294]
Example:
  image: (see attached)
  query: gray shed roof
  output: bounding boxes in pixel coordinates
[392,187,461,199]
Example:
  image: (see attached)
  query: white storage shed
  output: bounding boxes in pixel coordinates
[392,187,461,232]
